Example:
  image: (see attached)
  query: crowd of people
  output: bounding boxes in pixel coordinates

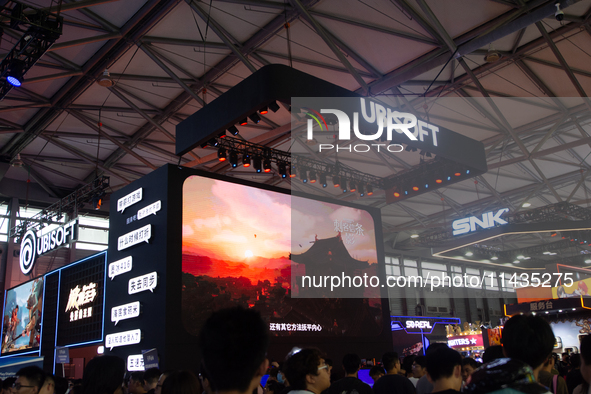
[1,309,590,394]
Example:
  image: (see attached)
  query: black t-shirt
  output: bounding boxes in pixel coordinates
[431,390,460,394]
[327,377,373,394]
[372,374,416,394]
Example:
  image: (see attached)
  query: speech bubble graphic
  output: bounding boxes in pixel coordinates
[127,354,145,371]
[111,301,141,325]
[109,256,132,280]
[117,188,143,213]
[128,272,157,295]
[117,225,151,251]
[137,200,161,220]
[105,329,141,350]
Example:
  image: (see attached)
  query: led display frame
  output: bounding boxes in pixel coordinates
[0,277,45,357]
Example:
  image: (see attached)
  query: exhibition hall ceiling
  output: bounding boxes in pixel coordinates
[2,0,591,268]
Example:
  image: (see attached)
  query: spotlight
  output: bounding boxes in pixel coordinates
[242,154,251,167]
[209,138,219,147]
[435,178,443,184]
[263,159,272,173]
[319,173,327,188]
[7,60,25,87]
[228,126,239,136]
[341,182,348,193]
[259,106,268,115]
[349,180,356,192]
[410,234,419,239]
[454,172,461,176]
[465,251,473,257]
[412,186,419,191]
[269,101,280,113]
[301,168,308,183]
[309,170,317,183]
[279,163,287,178]
[290,164,296,178]
[555,2,564,21]
[253,156,262,173]
[522,202,531,208]
[229,151,238,167]
[367,184,373,196]
[358,184,365,196]
[217,147,227,161]
[92,195,102,210]
[249,113,261,124]
[491,256,498,260]
[333,176,340,187]
[239,118,248,126]
[393,191,400,198]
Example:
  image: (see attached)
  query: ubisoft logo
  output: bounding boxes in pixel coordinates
[20,229,37,275]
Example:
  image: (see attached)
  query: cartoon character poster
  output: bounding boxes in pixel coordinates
[181,176,383,337]
[552,277,591,298]
[1,277,44,355]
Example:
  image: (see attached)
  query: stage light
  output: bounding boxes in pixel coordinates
[309,170,317,183]
[279,162,287,178]
[259,106,268,115]
[359,184,365,196]
[228,126,239,135]
[239,118,248,126]
[263,158,272,173]
[290,165,296,178]
[349,180,356,192]
[333,176,340,187]
[412,186,419,191]
[249,113,261,124]
[410,234,419,239]
[454,172,461,176]
[367,184,373,196]
[491,256,498,260]
[217,147,227,161]
[319,173,327,188]
[208,138,219,147]
[269,101,280,112]
[92,195,102,210]
[447,176,451,181]
[253,156,262,173]
[242,154,251,167]
[393,191,400,198]
[301,168,308,183]
[435,178,443,184]
[425,183,429,188]
[341,182,348,193]
[7,61,25,87]
[522,202,531,208]
[465,251,473,256]
[229,151,238,167]
[466,170,470,174]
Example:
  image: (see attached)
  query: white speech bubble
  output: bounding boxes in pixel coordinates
[127,354,145,371]
[105,329,141,351]
[128,272,157,294]
[117,188,143,213]
[118,225,151,251]
[109,256,133,280]
[111,301,141,325]
[137,200,161,220]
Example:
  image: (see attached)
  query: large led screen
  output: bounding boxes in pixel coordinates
[182,175,383,337]
[1,277,44,356]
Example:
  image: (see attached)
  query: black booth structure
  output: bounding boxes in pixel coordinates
[105,165,393,370]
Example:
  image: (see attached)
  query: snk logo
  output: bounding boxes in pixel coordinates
[305,98,419,142]
[452,208,510,236]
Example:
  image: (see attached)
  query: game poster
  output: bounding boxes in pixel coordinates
[1,277,43,355]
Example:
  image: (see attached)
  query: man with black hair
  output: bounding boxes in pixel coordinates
[426,347,462,394]
[142,368,160,394]
[464,314,554,394]
[283,348,330,394]
[128,372,146,394]
[416,344,448,394]
[199,306,269,394]
[14,366,45,394]
[39,374,55,394]
[325,354,372,394]
[461,358,479,383]
[567,355,583,394]
[368,366,384,384]
[412,356,427,385]
[372,352,415,394]
[574,335,591,394]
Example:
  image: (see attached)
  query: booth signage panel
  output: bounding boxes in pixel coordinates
[448,334,484,348]
[55,348,69,363]
[127,354,144,371]
[452,208,509,236]
[106,329,141,350]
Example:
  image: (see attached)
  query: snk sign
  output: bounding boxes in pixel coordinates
[452,209,509,236]
[20,219,78,275]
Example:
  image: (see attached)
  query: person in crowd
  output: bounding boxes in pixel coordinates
[81,355,126,394]
[39,374,55,394]
[573,335,591,394]
[482,346,504,364]
[128,373,146,394]
[368,366,385,384]
[143,369,161,394]
[461,358,479,382]
[52,377,67,394]
[14,366,45,394]
[538,354,568,394]
[282,348,330,394]
[264,381,285,394]
[161,371,200,394]
[402,356,417,385]
[199,306,269,394]
[464,314,554,394]
[412,355,427,387]
[325,359,334,384]
[372,352,415,394]
[325,353,372,394]
[426,346,463,394]
[3,377,16,394]
[567,355,584,394]
[154,371,171,394]
[417,343,449,394]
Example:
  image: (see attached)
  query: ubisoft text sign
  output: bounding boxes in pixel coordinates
[20,219,78,275]
[306,98,440,153]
